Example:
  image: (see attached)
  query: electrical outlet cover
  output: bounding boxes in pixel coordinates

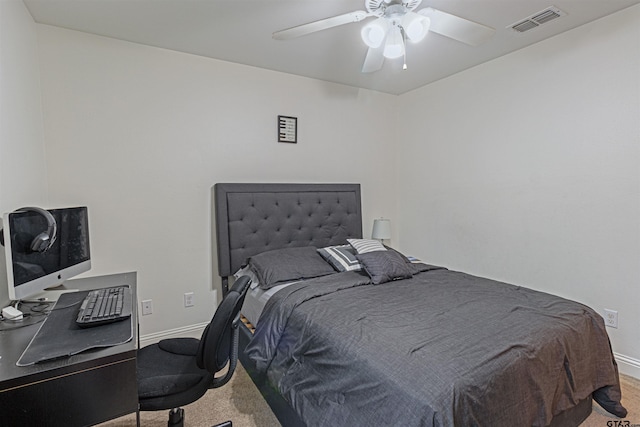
[604,309,618,328]
[184,292,194,307]
[141,300,153,316]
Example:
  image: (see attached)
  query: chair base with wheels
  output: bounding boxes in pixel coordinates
[136,276,251,427]
[168,408,184,426]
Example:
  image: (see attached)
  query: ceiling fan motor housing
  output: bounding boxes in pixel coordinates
[362,1,430,48]
[366,0,423,15]
[385,4,409,22]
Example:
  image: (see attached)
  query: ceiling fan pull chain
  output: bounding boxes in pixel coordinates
[401,27,408,70]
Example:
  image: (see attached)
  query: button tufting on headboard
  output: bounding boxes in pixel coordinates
[214,183,362,282]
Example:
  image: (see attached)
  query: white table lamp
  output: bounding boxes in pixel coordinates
[372,218,391,242]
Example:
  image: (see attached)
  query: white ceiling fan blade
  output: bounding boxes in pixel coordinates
[362,45,384,73]
[418,8,495,46]
[273,11,370,40]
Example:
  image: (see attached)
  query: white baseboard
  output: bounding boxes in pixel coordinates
[615,352,640,380]
[139,322,209,348]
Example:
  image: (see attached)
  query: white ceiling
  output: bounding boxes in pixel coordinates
[24,0,640,95]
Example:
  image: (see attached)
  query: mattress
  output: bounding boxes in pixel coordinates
[241,281,298,326]
[245,265,627,427]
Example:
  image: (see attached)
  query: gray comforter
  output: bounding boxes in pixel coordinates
[245,265,626,426]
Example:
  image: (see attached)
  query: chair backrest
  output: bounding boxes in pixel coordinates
[196,275,251,374]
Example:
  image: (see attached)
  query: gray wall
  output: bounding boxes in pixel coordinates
[396,5,639,377]
[1,0,638,378]
[35,24,399,335]
[0,0,49,306]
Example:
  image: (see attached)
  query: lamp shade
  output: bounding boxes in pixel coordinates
[401,12,431,42]
[372,218,391,240]
[361,18,389,48]
[383,25,405,59]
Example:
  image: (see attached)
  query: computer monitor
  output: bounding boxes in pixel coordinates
[2,206,91,301]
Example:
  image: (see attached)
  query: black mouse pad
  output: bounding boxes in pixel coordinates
[17,289,133,366]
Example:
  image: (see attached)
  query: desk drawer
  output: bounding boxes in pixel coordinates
[0,356,137,426]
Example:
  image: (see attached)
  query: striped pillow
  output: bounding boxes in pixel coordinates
[317,245,362,272]
[347,238,387,254]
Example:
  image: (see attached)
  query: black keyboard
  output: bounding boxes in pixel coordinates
[76,286,132,328]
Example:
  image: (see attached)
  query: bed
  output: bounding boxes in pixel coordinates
[213,183,627,427]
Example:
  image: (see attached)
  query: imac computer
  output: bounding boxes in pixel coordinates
[2,206,91,302]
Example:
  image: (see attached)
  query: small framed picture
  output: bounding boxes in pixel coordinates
[278,116,297,143]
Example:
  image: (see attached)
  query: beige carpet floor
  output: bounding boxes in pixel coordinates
[99,366,640,427]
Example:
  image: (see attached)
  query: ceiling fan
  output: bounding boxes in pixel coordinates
[273,0,495,73]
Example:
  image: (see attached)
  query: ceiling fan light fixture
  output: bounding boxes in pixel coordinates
[272,0,497,74]
[361,18,389,48]
[383,25,405,59]
[402,11,430,42]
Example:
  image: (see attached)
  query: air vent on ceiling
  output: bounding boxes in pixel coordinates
[508,6,566,33]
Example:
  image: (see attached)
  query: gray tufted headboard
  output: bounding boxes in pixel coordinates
[214,183,362,294]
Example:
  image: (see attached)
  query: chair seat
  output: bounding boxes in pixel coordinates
[135,276,251,426]
[137,338,214,411]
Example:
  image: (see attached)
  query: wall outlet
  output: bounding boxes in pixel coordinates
[603,309,618,328]
[184,292,194,308]
[141,299,153,316]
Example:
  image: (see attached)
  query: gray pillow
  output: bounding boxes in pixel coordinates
[356,250,413,285]
[249,246,336,289]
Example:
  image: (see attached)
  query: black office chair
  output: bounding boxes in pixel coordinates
[136,276,251,427]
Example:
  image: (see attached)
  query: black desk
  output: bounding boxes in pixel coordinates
[0,272,138,426]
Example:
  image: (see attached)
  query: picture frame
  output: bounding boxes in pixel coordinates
[278,115,297,143]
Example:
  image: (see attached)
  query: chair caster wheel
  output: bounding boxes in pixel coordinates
[168,408,184,427]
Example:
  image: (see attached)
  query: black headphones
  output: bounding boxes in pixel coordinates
[17,207,58,252]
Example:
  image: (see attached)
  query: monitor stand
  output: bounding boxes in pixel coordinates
[24,284,79,303]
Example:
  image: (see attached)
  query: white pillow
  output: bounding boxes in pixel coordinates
[347,238,387,254]
[234,265,260,289]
